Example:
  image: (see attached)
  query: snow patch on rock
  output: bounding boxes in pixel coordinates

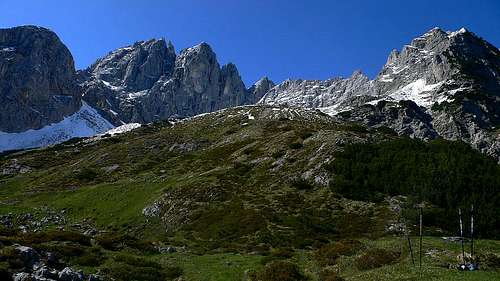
[103,123,141,136]
[0,102,114,152]
[388,79,444,107]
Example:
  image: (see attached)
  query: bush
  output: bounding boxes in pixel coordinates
[252,261,307,281]
[318,268,345,281]
[354,248,400,270]
[375,126,397,135]
[72,247,105,266]
[314,239,363,266]
[477,253,500,269]
[288,142,304,149]
[290,178,314,190]
[260,247,294,265]
[102,263,169,281]
[233,162,253,175]
[17,231,91,246]
[272,150,285,158]
[0,262,12,281]
[0,247,23,270]
[0,226,16,237]
[336,123,368,133]
[95,233,155,252]
[337,111,352,119]
[75,167,100,181]
[164,266,184,279]
[35,243,85,259]
[224,127,238,135]
[298,131,314,140]
[271,247,294,258]
[186,201,265,241]
[101,254,182,281]
[113,254,161,269]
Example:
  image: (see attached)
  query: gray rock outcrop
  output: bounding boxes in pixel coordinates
[0,25,272,151]
[259,27,500,160]
[249,76,275,102]
[15,245,41,269]
[81,41,260,125]
[0,26,81,132]
[2,25,499,160]
[8,246,99,281]
[58,267,84,281]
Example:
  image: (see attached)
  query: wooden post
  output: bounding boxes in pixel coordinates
[459,208,465,267]
[470,204,474,260]
[419,207,423,271]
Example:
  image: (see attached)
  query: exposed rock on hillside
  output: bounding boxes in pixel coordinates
[259,27,500,160]
[0,26,81,132]
[81,41,259,125]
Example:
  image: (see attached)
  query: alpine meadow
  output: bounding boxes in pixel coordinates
[1,1,500,281]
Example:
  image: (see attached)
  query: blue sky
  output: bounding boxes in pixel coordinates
[1,0,499,86]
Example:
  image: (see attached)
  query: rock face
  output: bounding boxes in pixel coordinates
[0,25,270,151]
[249,76,275,102]
[259,27,500,160]
[9,245,100,281]
[259,70,375,114]
[81,41,263,125]
[58,267,84,281]
[2,25,498,160]
[0,26,81,132]
[15,245,41,269]
[87,39,176,92]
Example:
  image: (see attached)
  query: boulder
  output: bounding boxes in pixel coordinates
[15,245,40,269]
[58,267,84,281]
[13,272,32,281]
[87,274,102,281]
[33,265,58,280]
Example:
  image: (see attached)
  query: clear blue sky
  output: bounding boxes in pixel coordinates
[1,0,499,86]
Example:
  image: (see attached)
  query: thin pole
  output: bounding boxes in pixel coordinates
[459,208,465,267]
[407,234,415,266]
[470,204,474,260]
[419,207,423,271]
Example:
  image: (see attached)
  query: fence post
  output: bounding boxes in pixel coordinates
[459,208,465,267]
[470,204,474,260]
[419,207,423,271]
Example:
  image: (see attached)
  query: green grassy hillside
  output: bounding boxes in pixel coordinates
[1,106,499,280]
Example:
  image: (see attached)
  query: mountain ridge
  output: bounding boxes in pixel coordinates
[0,25,499,160]
[0,25,272,151]
[259,26,500,160]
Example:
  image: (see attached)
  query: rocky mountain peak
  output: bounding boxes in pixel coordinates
[350,70,369,82]
[87,38,176,91]
[385,49,399,65]
[420,26,447,37]
[173,42,219,95]
[3,25,499,161]
[80,39,256,125]
[258,27,500,160]
[250,76,275,102]
[254,76,274,87]
[219,63,248,106]
[447,27,469,37]
[178,42,215,61]
[0,25,81,132]
[374,27,486,97]
[220,62,240,77]
[445,28,500,93]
